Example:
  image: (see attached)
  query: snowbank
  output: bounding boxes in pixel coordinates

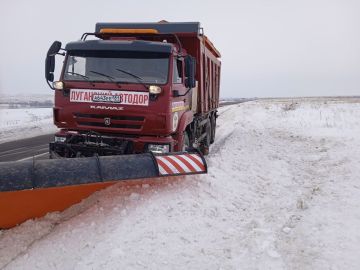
[0,108,56,143]
[1,98,360,269]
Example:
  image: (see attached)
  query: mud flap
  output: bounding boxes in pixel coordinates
[0,151,207,192]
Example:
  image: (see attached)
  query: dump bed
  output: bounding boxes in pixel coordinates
[95,22,221,114]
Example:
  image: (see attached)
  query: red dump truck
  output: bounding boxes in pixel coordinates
[45,21,221,157]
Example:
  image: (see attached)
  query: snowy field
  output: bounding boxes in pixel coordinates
[0,94,53,107]
[0,108,56,143]
[1,98,360,269]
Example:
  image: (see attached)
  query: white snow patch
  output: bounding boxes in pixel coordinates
[0,108,56,143]
[1,98,360,269]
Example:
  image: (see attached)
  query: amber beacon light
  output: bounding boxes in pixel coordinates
[99,28,159,34]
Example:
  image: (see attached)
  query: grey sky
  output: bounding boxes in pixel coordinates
[0,0,359,98]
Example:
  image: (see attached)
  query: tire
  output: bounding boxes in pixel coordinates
[200,119,211,155]
[210,115,216,144]
[182,131,191,152]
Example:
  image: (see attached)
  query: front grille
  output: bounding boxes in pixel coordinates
[74,113,144,121]
[77,122,141,129]
[74,113,144,130]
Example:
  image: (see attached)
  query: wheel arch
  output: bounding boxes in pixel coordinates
[173,110,194,151]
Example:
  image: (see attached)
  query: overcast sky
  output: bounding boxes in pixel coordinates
[0,0,359,98]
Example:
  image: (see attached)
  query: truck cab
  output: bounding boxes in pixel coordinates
[45,22,220,158]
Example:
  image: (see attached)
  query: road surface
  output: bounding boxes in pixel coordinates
[0,101,251,162]
[0,134,53,162]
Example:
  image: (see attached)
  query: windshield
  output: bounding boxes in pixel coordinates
[63,51,170,84]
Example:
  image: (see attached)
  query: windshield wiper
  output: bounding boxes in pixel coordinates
[115,68,148,89]
[89,70,122,88]
[115,68,143,80]
[65,72,95,86]
[89,70,115,82]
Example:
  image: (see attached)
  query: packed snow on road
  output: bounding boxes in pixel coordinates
[1,98,360,270]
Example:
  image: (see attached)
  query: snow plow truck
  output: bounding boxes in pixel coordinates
[0,21,221,228]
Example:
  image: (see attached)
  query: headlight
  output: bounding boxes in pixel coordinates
[149,85,162,94]
[148,144,170,153]
[54,136,66,143]
[53,81,64,90]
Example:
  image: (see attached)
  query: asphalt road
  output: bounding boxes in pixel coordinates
[0,101,251,162]
[0,134,53,162]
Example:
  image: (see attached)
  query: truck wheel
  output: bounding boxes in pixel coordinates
[182,131,191,152]
[200,119,211,155]
[210,115,216,144]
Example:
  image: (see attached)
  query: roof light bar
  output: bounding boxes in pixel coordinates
[99,28,159,34]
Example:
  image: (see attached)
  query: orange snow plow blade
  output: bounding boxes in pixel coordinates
[0,151,207,229]
[0,182,115,229]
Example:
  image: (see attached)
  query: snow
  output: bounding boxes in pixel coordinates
[1,98,360,269]
[0,94,53,106]
[0,108,57,143]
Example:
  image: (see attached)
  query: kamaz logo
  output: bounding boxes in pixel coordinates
[90,105,124,111]
[104,118,111,126]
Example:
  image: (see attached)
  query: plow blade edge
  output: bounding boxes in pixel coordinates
[0,151,206,228]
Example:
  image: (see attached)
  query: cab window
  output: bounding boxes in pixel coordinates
[173,58,183,84]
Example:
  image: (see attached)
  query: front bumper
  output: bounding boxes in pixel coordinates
[50,131,175,158]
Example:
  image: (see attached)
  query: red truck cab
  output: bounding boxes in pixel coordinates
[45,22,221,158]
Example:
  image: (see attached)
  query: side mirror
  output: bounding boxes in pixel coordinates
[185,55,196,89]
[45,55,55,81]
[45,41,62,85]
[47,41,62,57]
